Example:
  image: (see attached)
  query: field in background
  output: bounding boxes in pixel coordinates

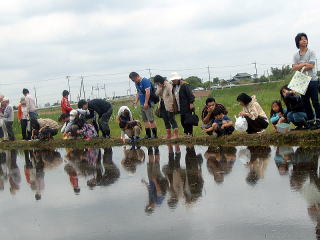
[12,78,290,139]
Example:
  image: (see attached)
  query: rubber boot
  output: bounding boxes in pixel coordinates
[171,128,179,139]
[163,129,171,139]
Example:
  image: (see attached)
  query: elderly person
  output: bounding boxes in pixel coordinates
[0,95,8,140]
[2,98,15,141]
[237,93,269,134]
[154,75,179,139]
[170,72,195,137]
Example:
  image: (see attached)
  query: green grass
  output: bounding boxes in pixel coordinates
[12,78,291,140]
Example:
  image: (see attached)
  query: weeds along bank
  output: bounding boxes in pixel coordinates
[12,79,290,140]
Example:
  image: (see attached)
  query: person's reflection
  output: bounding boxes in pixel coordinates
[245,146,271,186]
[142,146,168,214]
[30,150,63,200]
[290,147,318,191]
[32,151,45,200]
[162,144,184,209]
[185,146,203,203]
[65,149,99,179]
[24,150,36,193]
[87,148,120,188]
[205,146,237,184]
[64,163,80,194]
[0,151,8,191]
[7,150,21,195]
[274,146,294,176]
[121,146,145,173]
[293,148,320,239]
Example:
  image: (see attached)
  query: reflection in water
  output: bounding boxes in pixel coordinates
[121,146,145,173]
[2,145,320,239]
[245,146,271,186]
[87,147,120,188]
[143,146,168,213]
[205,146,237,184]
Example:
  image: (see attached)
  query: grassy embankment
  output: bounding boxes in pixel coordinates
[6,75,317,149]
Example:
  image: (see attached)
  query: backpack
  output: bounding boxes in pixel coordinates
[139,80,159,104]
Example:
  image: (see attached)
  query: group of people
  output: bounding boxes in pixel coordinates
[0,32,318,141]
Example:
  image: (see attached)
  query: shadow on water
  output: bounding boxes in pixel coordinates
[1,145,320,239]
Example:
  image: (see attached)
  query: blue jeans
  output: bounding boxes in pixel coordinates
[287,112,307,124]
[302,81,320,120]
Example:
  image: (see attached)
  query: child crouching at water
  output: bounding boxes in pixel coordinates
[203,109,234,137]
[270,100,287,129]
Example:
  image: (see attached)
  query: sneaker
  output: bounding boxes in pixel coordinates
[257,129,266,134]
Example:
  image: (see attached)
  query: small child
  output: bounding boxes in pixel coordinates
[270,100,287,128]
[203,109,234,137]
[18,97,30,140]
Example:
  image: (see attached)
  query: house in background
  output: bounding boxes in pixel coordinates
[231,73,252,82]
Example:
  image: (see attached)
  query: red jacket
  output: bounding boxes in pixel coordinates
[61,97,73,114]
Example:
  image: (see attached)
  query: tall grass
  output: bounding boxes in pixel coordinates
[13,78,291,139]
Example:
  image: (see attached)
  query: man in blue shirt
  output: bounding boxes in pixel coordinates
[129,72,157,139]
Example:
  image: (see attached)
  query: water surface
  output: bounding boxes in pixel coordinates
[0,145,319,240]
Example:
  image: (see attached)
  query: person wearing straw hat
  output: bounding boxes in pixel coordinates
[129,72,158,139]
[170,72,195,137]
[18,97,31,140]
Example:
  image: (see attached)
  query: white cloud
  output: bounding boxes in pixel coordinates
[0,0,319,104]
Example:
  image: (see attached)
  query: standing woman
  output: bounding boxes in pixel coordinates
[170,72,195,137]
[237,93,269,134]
[154,75,179,139]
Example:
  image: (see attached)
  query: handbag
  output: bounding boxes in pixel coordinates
[288,67,312,95]
[155,105,162,118]
[184,110,199,126]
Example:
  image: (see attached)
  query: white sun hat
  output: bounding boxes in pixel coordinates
[169,72,182,82]
[70,109,78,121]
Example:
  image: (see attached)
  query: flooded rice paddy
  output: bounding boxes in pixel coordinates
[0,145,319,240]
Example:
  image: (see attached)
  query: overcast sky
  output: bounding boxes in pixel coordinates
[0,0,320,105]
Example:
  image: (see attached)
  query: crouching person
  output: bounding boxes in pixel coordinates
[31,118,59,140]
[280,85,308,130]
[78,99,113,138]
[60,110,97,139]
[237,93,269,134]
[2,98,15,141]
[203,108,234,137]
[119,109,142,143]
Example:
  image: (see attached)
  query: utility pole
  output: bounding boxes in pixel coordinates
[147,68,152,79]
[79,78,83,100]
[207,65,211,88]
[66,76,71,102]
[33,86,38,107]
[252,61,258,78]
[103,83,107,99]
[80,76,86,100]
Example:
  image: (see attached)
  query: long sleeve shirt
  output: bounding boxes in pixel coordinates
[3,105,14,122]
[25,94,37,113]
[61,97,73,114]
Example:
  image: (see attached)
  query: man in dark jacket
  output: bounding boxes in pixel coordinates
[78,99,113,138]
[170,72,196,136]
